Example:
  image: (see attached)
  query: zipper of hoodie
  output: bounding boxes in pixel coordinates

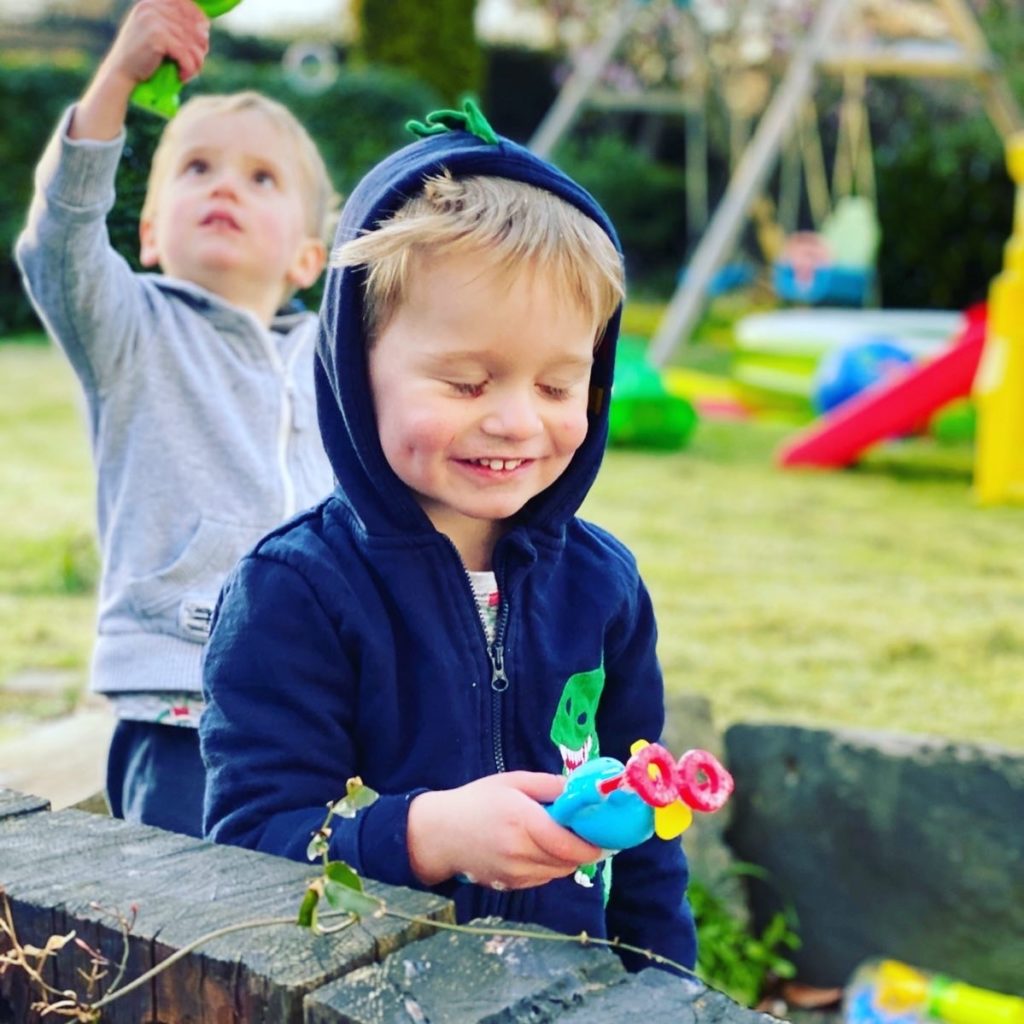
[259,328,302,520]
[458,559,511,775]
[488,600,511,774]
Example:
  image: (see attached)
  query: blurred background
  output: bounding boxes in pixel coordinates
[3,0,1023,752]
[2,0,1023,334]
[1,1,1023,1013]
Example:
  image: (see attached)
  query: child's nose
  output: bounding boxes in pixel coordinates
[482,389,543,440]
[208,169,241,198]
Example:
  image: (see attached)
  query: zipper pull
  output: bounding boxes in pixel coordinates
[489,642,509,692]
[286,382,307,432]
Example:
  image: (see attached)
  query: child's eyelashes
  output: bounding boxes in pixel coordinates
[178,158,278,189]
[445,380,574,400]
[252,168,278,188]
[448,381,487,397]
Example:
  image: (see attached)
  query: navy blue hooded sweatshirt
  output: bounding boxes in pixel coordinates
[201,124,696,970]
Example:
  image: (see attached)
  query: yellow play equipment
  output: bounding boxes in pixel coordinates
[974,132,1024,505]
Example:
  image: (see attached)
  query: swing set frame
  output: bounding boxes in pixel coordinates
[527,0,1023,366]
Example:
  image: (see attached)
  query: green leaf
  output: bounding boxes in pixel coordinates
[324,860,364,892]
[297,886,320,929]
[323,881,380,918]
[333,781,380,819]
[306,829,331,862]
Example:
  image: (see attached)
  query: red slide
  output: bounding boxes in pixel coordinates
[777,308,987,469]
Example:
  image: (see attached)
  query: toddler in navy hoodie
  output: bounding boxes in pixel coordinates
[201,105,697,970]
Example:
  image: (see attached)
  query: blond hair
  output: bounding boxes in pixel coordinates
[141,91,337,241]
[331,172,624,341]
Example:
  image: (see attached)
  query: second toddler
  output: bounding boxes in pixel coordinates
[16,0,336,836]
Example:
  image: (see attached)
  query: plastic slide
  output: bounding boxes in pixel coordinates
[777,307,987,468]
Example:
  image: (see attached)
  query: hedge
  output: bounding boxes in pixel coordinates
[0,57,440,333]
[358,0,484,105]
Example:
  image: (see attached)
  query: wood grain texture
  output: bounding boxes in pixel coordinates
[0,807,450,1023]
[0,788,50,822]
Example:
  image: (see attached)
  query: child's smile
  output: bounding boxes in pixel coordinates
[368,249,598,566]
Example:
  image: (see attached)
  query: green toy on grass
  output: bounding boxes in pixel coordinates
[131,0,244,118]
[609,336,697,450]
[930,397,976,445]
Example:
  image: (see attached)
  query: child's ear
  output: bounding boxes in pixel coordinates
[139,218,160,268]
[287,237,327,291]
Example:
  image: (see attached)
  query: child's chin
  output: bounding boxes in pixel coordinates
[469,496,535,522]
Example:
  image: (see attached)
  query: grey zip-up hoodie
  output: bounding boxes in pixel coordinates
[15,108,334,698]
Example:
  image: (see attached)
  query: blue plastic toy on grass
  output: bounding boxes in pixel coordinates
[547,740,734,851]
[813,337,915,414]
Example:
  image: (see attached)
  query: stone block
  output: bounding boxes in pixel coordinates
[664,693,747,923]
[305,919,782,1023]
[724,724,1024,995]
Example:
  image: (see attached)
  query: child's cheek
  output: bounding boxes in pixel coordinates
[561,410,590,452]
[404,412,457,454]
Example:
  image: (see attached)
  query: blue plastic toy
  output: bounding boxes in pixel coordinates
[547,741,734,851]
[813,337,915,414]
[548,756,657,850]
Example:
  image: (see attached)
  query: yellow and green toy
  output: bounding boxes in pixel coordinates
[844,958,1024,1024]
[131,0,244,118]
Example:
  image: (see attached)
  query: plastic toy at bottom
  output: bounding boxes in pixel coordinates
[547,740,733,850]
[843,958,1024,1024]
[812,337,915,414]
[131,0,245,118]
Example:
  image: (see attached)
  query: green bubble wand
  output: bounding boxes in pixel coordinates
[131,0,244,118]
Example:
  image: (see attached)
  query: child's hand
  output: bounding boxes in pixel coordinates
[70,0,210,141]
[104,0,210,89]
[407,773,603,890]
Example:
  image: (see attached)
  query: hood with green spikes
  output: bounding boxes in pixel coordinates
[315,103,624,539]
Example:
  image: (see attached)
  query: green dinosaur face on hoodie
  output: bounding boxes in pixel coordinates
[549,665,605,774]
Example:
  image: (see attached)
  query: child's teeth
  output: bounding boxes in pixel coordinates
[478,458,521,470]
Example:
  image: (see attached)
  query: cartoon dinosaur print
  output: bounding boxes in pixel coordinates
[549,664,605,773]
[549,665,607,890]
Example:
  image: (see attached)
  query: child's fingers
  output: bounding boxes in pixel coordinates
[160,14,210,80]
[527,811,603,867]
[498,770,567,804]
[171,37,210,82]
[491,771,603,865]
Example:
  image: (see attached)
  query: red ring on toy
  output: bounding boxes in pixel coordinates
[677,750,734,813]
[624,744,679,807]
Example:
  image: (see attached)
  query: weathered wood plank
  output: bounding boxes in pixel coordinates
[305,919,783,1024]
[304,920,626,1023]
[558,967,782,1023]
[1,808,451,1023]
[0,788,49,822]
[3,806,777,1022]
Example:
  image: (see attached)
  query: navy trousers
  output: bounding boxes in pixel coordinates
[106,720,205,838]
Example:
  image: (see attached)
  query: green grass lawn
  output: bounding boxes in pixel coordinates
[0,339,97,731]
[2,339,1022,750]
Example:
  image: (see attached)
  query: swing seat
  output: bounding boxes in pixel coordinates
[774,262,874,306]
[774,195,880,306]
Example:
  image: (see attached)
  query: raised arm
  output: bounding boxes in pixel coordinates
[14,0,210,391]
[71,0,209,142]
